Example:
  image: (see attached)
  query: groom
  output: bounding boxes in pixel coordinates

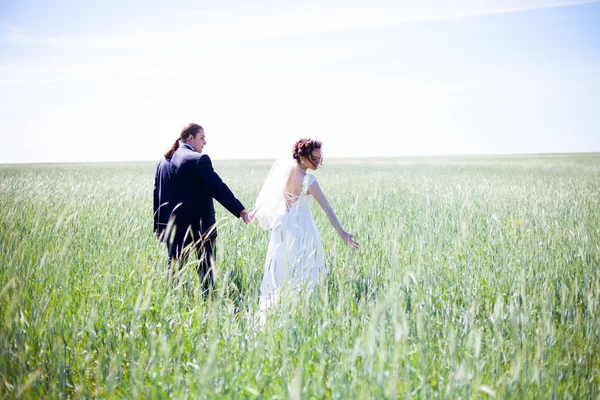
[153,123,251,295]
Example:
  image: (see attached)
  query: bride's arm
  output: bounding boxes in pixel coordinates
[309,181,359,248]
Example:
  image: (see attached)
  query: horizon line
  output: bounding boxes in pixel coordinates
[1,151,599,167]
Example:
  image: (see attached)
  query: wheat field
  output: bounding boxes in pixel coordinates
[1,154,599,398]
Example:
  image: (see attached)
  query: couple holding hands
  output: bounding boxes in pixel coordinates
[153,123,358,312]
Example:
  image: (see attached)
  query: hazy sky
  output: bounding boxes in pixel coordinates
[0,0,599,163]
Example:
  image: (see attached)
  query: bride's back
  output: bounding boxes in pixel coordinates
[284,168,306,209]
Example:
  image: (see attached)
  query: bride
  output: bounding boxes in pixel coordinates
[252,138,359,313]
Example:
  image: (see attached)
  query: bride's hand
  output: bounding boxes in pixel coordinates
[240,209,253,224]
[342,232,359,248]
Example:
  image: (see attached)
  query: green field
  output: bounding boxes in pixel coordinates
[1,154,599,398]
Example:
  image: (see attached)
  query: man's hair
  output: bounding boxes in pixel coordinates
[164,123,203,159]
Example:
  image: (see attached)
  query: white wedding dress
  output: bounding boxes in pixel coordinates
[258,172,327,311]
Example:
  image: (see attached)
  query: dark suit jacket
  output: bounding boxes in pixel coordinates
[153,145,245,242]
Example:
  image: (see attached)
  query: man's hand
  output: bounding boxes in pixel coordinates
[240,209,253,225]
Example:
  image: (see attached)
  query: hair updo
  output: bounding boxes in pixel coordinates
[292,138,323,166]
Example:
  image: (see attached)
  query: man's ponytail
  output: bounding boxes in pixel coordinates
[164,139,180,159]
[163,123,203,159]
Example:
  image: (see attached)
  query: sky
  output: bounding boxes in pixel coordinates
[0,0,599,163]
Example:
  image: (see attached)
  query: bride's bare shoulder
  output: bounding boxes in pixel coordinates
[285,169,304,193]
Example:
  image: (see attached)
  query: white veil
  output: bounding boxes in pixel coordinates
[252,158,294,230]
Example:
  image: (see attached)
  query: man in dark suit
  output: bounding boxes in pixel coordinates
[153,123,251,295]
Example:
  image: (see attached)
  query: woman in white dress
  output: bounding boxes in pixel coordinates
[252,139,359,313]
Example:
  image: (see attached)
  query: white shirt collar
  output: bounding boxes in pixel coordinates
[180,143,206,158]
[181,143,195,152]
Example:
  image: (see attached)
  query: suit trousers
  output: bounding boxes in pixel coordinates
[166,233,216,296]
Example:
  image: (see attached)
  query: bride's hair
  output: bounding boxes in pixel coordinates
[164,123,203,159]
[292,138,323,166]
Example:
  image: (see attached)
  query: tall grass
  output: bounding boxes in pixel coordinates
[1,154,599,398]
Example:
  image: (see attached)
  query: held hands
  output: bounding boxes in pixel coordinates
[341,231,359,249]
[240,209,254,225]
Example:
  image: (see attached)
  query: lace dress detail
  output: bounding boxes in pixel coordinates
[259,173,327,312]
[284,191,300,212]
